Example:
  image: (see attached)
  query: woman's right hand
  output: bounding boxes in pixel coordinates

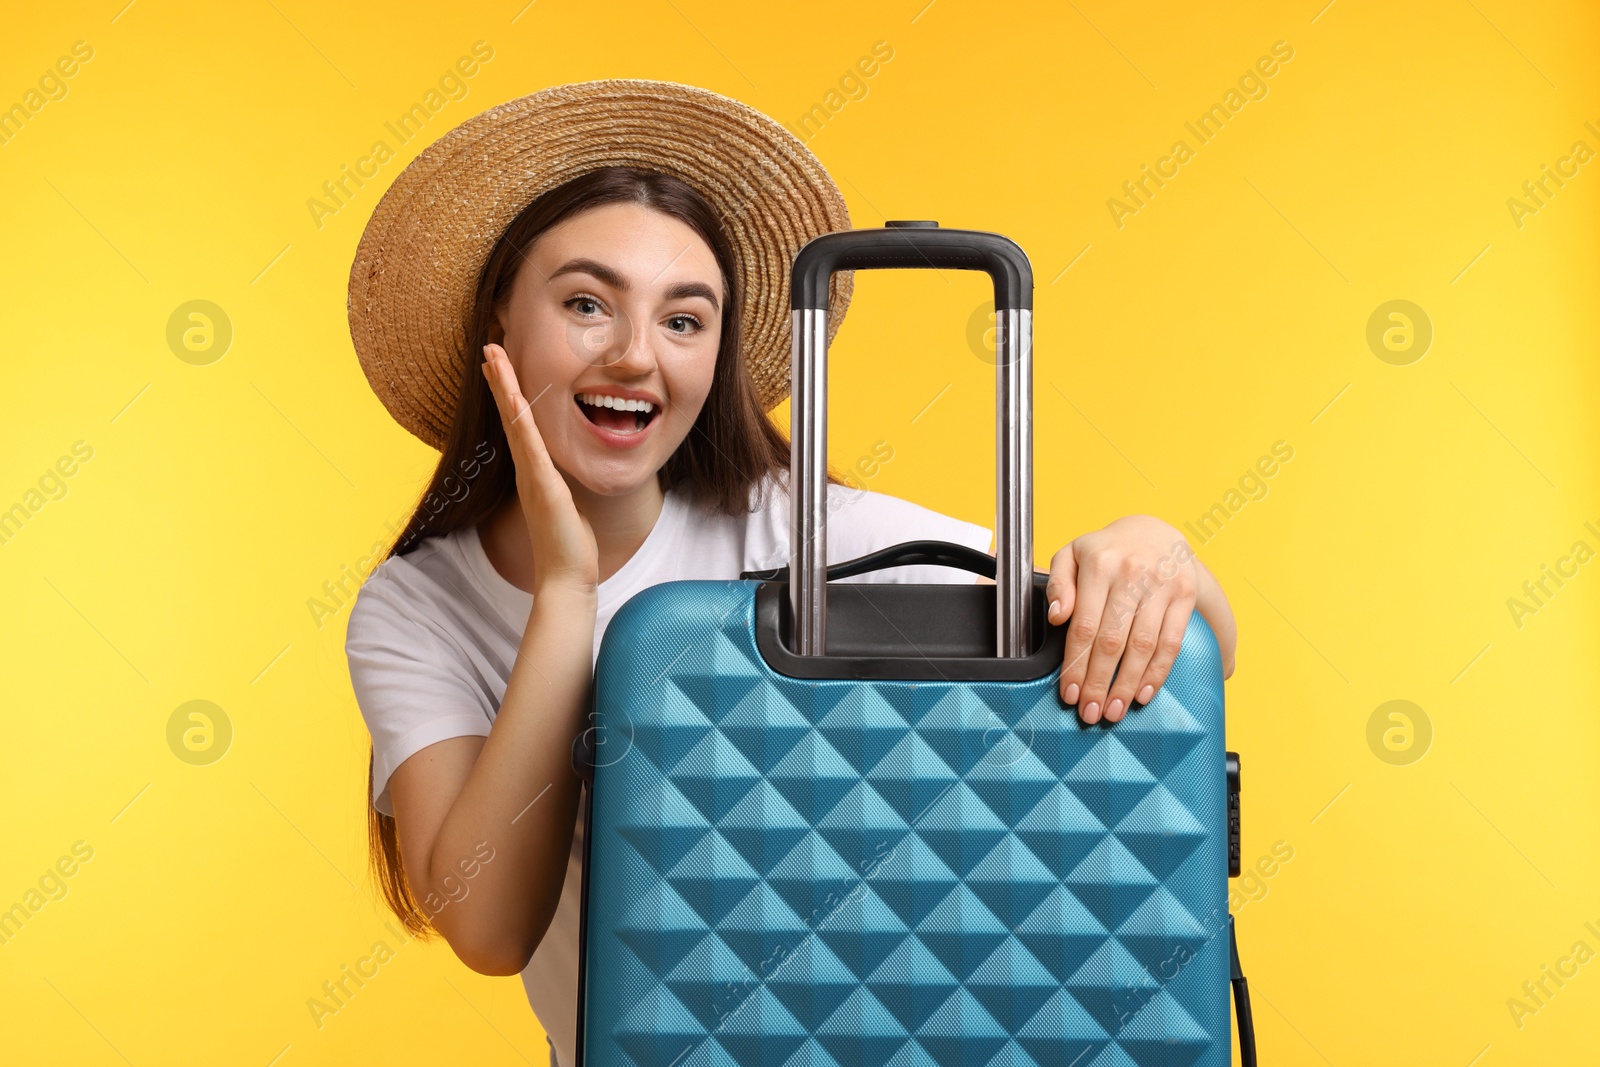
[481,342,599,596]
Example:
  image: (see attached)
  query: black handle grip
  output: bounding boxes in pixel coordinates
[742,539,1048,587]
[791,223,1033,312]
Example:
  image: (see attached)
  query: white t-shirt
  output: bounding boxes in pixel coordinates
[344,473,992,1067]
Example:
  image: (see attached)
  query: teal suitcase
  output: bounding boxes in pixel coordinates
[572,223,1256,1066]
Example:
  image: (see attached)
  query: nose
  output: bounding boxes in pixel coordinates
[580,302,658,377]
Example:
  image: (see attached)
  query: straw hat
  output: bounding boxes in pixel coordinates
[347,78,855,451]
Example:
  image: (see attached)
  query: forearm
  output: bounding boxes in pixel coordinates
[427,584,597,972]
[1190,553,1237,677]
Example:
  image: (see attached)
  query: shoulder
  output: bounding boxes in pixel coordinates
[738,470,993,569]
[345,533,469,650]
[825,480,993,560]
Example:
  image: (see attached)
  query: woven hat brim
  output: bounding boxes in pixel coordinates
[347,78,854,452]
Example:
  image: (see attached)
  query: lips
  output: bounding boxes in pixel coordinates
[575,392,661,447]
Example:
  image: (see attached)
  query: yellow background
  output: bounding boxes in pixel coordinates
[3,1,1597,1064]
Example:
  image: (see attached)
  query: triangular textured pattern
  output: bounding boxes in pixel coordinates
[1012,781,1109,877]
[1067,939,1163,1033]
[777,1036,848,1067]
[861,832,960,930]
[1064,734,1159,827]
[612,984,707,1067]
[763,829,863,924]
[712,986,811,1066]
[815,781,913,878]
[970,681,1057,737]
[815,890,913,980]
[1014,987,1110,1064]
[1117,989,1213,1067]
[961,934,1060,1030]
[908,782,1010,878]
[910,883,1013,982]
[981,1038,1052,1067]
[1065,837,1161,930]
[911,687,1013,778]
[814,984,912,1064]
[716,779,814,877]
[963,833,1059,928]
[767,733,861,823]
[613,880,717,977]
[665,831,761,928]
[665,932,763,1030]
[615,778,711,876]
[861,936,962,1032]
[864,731,962,824]
[1084,1045,1144,1067]
[1005,694,1081,777]
[586,581,1230,1066]
[713,880,812,969]
[816,684,918,776]
[909,986,1009,1064]
[1111,693,1207,780]
[1010,883,1112,983]
[1113,784,1209,882]
[668,630,766,723]
[962,744,1060,826]
[624,682,714,777]
[670,730,764,823]
[764,937,863,1035]
[1114,886,1212,979]
[717,687,812,777]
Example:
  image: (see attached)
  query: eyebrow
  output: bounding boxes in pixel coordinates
[548,257,720,312]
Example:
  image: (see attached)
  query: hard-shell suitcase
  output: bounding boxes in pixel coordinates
[573,222,1256,1066]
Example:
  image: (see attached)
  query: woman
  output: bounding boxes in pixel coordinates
[344,80,1236,1067]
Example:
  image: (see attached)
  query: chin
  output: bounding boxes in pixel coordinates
[564,457,663,499]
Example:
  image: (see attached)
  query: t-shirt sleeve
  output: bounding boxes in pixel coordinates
[823,482,995,584]
[345,578,493,817]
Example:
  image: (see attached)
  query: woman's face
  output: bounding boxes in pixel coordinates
[491,201,725,498]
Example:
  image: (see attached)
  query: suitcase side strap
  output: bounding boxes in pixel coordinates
[1230,916,1257,1067]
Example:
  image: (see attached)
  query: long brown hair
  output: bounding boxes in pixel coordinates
[363,165,841,936]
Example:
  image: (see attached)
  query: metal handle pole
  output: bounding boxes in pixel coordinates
[790,308,829,656]
[787,224,1034,659]
[995,307,1033,657]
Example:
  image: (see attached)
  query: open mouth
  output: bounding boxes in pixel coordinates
[575,392,661,436]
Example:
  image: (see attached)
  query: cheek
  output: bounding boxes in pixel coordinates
[499,287,587,382]
[503,319,583,412]
[673,342,721,414]
[496,332,582,464]
[511,314,582,382]
[642,344,718,461]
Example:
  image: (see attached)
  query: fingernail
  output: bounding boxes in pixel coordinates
[1108,698,1123,720]
[1083,701,1099,722]
[1048,599,1060,621]
[1064,683,1079,705]
[1137,685,1154,704]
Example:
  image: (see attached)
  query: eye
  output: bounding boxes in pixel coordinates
[564,295,605,317]
[666,313,705,334]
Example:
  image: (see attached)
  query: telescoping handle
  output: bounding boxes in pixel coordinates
[789,220,1035,658]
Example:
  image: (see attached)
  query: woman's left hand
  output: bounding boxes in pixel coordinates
[1044,515,1236,724]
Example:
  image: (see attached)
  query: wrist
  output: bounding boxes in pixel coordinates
[533,577,599,605]
[1189,560,1237,676]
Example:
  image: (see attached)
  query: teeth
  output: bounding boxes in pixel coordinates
[578,392,655,413]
